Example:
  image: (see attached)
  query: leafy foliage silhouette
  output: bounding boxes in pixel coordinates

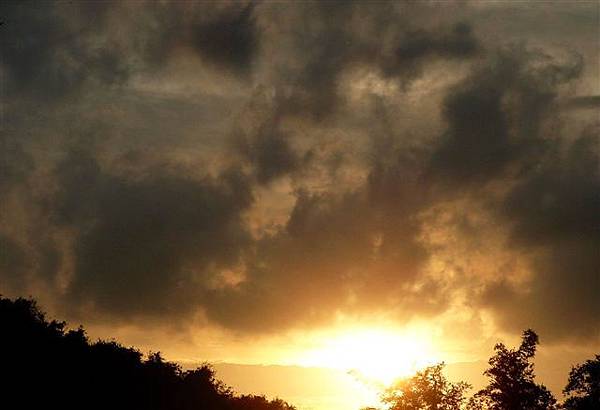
[2,296,599,410]
[562,355,600,410]
[467,329,556,410]
[382,362,471,410]
[0,296,295,410]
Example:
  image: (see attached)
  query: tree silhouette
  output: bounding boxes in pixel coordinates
[0,296,295,410]
[3,296,593,410]
[382,362,471,410]
[562,355,600,410]
[468,329,556,410]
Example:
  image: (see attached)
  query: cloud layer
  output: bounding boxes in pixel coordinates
[1,1,598,344]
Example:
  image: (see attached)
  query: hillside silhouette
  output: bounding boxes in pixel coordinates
[0,296,295,410]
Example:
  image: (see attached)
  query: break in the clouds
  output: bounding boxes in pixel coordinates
[1,1,598,345]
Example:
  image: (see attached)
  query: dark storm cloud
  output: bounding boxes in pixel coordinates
[52,149,253,319]
[0,0,261,102]
[0,130,33,193]
[203,190,374,331]
[203,105,449,331]
[192,2,259,77]
[504,134,598,248]
[245,131,298,184]
[203,186,440,333]
[271,2,363,120]
[481,131,600,341]
[234,117,299,185]
[0,234,29,294]
[428,45,598,341]
[380,22,479,82]
[204,189,374,331]
[563,95,600,110]
[0,1,598,344]
[271,2,480,120]
[429,46,583,186]
[1,1,127,100]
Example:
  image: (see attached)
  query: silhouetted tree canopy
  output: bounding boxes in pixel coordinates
[563,355,600,410]
[3,296,596,410]
[382,362,471,410]
[0,296,295,410]
[468,329,556,410]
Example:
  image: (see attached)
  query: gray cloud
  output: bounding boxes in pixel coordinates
[429,46,583,186]
[0,234,29,294]
[52,149,253,320]
[203,186,440,333]
[482,131,600,341]
[563,95,600,110]
[0,1,598,345]
[234,117,299,185]
[266,2,480,120]
[421,42,598,342]
[380,22,479,82]
[192,2,259,77]
[1,1,127,100]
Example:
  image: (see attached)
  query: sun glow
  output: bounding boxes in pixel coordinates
[297,328,439,386]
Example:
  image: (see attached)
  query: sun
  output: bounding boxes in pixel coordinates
[297,327,439,386]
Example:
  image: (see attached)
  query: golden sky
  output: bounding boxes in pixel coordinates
[1,1,599,409]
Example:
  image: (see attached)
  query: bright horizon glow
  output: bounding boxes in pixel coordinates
[296,328,439,386]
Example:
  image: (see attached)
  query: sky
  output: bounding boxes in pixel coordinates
[1,1,599,409]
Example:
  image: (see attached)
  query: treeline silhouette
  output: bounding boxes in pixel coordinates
[1,296,598,410]
[0,296,295,410]
[378,330,599,410]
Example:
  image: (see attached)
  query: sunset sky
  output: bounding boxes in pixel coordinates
[1,1,599,409]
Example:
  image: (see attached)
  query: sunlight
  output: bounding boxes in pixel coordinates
[297,328,439,386]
